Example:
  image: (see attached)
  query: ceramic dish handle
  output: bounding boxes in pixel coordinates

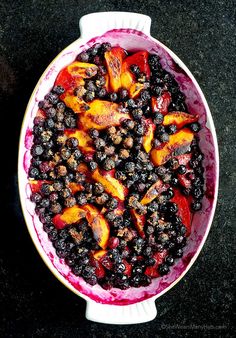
[79,12,151,41]
[86,298,157,324]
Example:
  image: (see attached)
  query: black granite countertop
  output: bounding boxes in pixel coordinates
[0,1,235,337]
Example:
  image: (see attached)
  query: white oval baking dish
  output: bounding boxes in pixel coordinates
[18,12,219,324]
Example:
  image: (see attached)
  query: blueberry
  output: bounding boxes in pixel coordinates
[76,192,87,205]
[45,92,59,105]
[64,115,76,128]
[84,91,95,102]
[155,125,166,136]
[132,238,144,254]
[167,202,178,213]
[149,54,160,70]
[191,200,202,211]
[50,203,62,214]
[152,86,163,96]
[103,158,115,171]
[97,88,107,98]
[195,166,204,175]
[126,99,136,108]
[65,256,76,267]
[159,132,169,143]
[171,177,179,187]
[30,192,42,204]
[52,85,65,95]
[130,64,140,75]
[29,167,39,178]
[192,187,204,199]
[40,183,51,195]
[190,122,201,133]
[66,137,79,149]
[31,145,44,157]
[140,90,151,101]
[101,42,112,53]
[46,107,57,118]
[43,223,55,233]
[146,257,156,266]
[56,249,68,258]
[114,263,126,273]
[158,263,170,275]
[159,203,168,213]
[193,152,204,162]
[88,161,98,171]
[86,80,97,91]
[132,266,143,274]
[147,202,159,213]
[94,138,105,150]
[134,124,145,136]
[76,51,89,62]
[48,229,58,241]
[132,108,143,120]
[105,211,116,222]
[95,151,106,163]
[173,248,183,258]
[54,239,66,250]
[125,162,135,173]
[143,246,152,257]
[113,216,123,228]
[89,128,99,139]
[177,165,187,175]
[130,274,141,287]
[110,92,118,102]
[163,188,174,200]
[165,255,174,266]
[167,124,177,135]
[119,88,129,101]
[153,112,164,125]
[106,198,118,210]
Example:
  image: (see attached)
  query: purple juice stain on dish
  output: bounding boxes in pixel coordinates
[20,28,218,305]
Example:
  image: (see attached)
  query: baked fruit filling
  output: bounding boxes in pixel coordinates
[28,42,205,289]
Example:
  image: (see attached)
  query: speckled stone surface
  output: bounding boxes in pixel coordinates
[0,1,235,337]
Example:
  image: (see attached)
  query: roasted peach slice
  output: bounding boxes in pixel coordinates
[151,129,194,166]
[76,163,92,182]
[36,109,46,118]
[67,62,98,78]
[121,69,134,90]
[64,129,94,153]
[79,99,130,130]
[55,65,90,93]
[129,83,145,98]
[121,51,150,91]
[141,180,168,205]
[143,119,155,153]
[93,249,107,260]
[55,68,75,92]
[52,205,86,229]
[90,253,106,279]
[82,204,110,249]
[105,47,126,92]
[92,169,127,201]
[121,51,150,87]
[130,209,146,239]
[68,182,84,194]
[62,92,89,114]
[151,91,171,115]
[163,112,198,128]
[171,189,191,236]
